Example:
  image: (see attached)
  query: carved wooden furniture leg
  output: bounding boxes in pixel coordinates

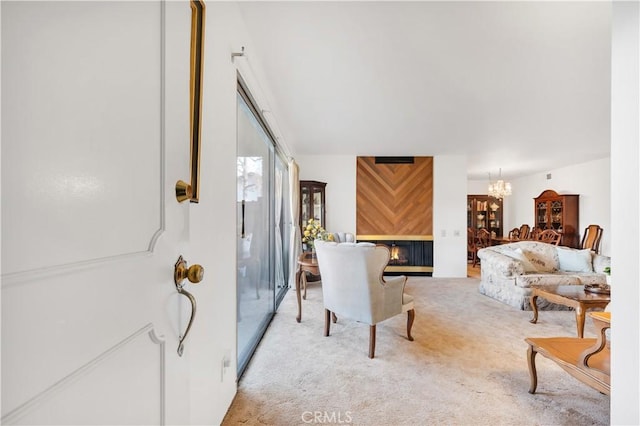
[369,325,376,359]
[324,309,331,337]
[332,312,338,323]
[302,272,308,300]
[295,268,302,323]
[407,309,415,341]
[529,295,539,324]
[575,304,586,338]
[527,344,538,394]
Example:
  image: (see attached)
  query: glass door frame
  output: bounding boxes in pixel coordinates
[236,77,290,378]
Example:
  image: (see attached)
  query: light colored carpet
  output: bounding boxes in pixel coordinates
[222,277,609,425]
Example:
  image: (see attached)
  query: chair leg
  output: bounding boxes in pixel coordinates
[369,325,376,359]
[324,309,331,337]
[407,309,415,341]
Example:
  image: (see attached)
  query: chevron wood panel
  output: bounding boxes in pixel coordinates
[356,157,433,236]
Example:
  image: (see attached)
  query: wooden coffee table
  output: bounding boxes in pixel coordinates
[529,285,610,338]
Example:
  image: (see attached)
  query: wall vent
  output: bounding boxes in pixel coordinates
[374,156,414,164]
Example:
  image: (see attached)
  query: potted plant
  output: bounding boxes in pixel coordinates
[603,266,611,286]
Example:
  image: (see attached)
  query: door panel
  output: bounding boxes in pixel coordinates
[8,326,164,425]
[2,1,163,274]
[2,1,192,424]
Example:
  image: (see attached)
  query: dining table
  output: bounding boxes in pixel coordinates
[490,237,521,245]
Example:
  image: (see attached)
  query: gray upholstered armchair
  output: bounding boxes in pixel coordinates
[314,240,415,358]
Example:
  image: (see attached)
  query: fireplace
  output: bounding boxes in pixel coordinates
[357,236,433,276]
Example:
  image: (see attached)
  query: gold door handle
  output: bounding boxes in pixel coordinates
[175,0,206,203]
[173,255,205,356]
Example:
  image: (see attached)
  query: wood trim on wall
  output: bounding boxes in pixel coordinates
[356,156,433,236]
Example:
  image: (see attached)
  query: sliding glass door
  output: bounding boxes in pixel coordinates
[236,83,290,376]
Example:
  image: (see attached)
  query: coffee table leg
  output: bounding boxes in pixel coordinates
[575,304,585,338]
[529,295,539,324]
[527,345,538,394]
[295,269,302,323]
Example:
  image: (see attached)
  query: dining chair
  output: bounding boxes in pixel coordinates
[473,228,492,267]
[467,228,476,264]
[528,227,540,240]
[519,224,530,240]
[508,228,521,240]
[539,229,562,245]
[581,224,603,253]
[314,240,415,358]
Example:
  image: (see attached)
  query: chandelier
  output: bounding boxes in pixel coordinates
[488,169,512,199]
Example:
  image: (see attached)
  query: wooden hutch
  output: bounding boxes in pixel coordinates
[467,195,504,238]
[299,180,326,234]
[534,189,579,248]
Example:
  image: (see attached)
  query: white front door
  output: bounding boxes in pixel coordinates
[2,2,198,424]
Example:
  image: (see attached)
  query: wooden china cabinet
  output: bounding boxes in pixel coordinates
[299,180,326,234]
[467,195,503,238]
[534,189,579,248]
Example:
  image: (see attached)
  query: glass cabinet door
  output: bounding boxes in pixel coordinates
[551,200,563,230]
[488,200,501,236]
[312,188,323,223]
[299,181,326,234]
[300,186,310,226]
[475,199,487,230]
[536,202,548,229]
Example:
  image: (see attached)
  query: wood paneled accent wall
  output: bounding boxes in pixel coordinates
[356,156,433,237]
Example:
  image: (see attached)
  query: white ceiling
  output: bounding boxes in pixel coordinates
[237,1,611,180]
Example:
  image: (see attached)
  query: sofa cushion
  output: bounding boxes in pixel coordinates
[501,247,538,272]
[515,274,581,288]
[556,247,594,272]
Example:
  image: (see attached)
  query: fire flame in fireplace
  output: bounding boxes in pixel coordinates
[390,245,400,260]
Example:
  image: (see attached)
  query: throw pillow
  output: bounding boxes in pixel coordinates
[520,249,557,273]
[501,247,538,272]
[557,247,594,273]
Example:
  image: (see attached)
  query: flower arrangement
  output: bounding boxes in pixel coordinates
[302,218,333,250]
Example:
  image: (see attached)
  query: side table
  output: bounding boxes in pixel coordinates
[295,252,337,324]
[295,252,319,323]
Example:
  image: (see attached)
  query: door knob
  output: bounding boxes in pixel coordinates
[174,255,204,285]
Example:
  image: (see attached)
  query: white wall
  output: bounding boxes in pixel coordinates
[297,155,357,233]
[468,157,611,255]
[297,155,467,277]
[433,156,468,277]
[188,3,286,423]
[611,1,639,423]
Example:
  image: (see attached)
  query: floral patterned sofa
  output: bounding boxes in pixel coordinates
[477,241,610,310]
